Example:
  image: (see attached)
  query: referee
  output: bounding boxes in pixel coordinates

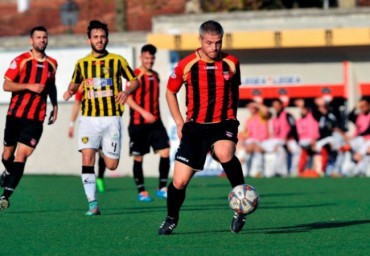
[158,20,246,235]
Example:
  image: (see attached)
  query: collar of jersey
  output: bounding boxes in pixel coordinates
[91,50,109,59]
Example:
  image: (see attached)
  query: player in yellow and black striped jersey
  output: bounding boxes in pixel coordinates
[71,52,136,117]
[63,20,139,216]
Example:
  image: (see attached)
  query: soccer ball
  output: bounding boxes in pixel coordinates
[228,184,259,215]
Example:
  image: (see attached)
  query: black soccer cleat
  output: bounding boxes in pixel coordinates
[231,212,247,233]
[0,171,7,188]
[158,216,178,235]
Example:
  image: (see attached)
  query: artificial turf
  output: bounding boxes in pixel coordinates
[1,175,370,256]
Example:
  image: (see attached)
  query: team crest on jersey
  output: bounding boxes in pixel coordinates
[102,67,110,74]
[223,71,230,80]
[81,137,89,144]
[9,60,17,69]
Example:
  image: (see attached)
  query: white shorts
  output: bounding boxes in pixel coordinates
[78,116,122,159]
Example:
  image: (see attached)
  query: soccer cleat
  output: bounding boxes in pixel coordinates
[231,212,247,233]
[85,200,101,216]
[158,216,178,235]
[96,178,105,193]
[0,171,8,188]
[0,196,10,211]
[137,191,153,202]
[156,187,167,199]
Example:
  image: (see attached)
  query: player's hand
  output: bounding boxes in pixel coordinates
[115,91,130,105]
[68,126,74,138]
[28,83,45,93]
[48,106,58,125]
[142,111,156,123]
[176,122,184,140]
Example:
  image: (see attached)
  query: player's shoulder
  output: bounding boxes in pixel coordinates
[178,52,198,66]
[12,51,32,62]
[222,52,239,64]
[46,55,58,66]
[107,52,128,62]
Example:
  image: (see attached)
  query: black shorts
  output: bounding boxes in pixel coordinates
[128,120,170,156]
[3,115,43,148]
[175,119,239,170]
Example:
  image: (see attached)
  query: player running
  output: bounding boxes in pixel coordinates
[63,20,138,215]
[0,26,58,210]
[68,85,107,193]
[126,44,170,202]
[158,20,246,235]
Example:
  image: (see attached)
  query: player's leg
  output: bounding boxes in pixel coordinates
[159,161,195,235]
[0,144,34,211]
[156,148,170,198]
[0,146,15,188]
[78,116,103,215]
[150,121,170,198]
[128,124,152,201]
[96,150,106,193]
[81,148,100,215]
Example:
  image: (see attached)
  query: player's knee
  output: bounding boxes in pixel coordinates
[214,149,233,163]
[173,179,188,190]
[105,161,119,170]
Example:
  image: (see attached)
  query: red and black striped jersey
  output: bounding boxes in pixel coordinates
[129,67,161,125]
[4,51,57,122]
[167,49,241,124]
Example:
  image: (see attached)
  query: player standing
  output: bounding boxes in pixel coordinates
[0,26,58,210]
[158,20,246,235]
[68,85,107,193]
[126,44,170,202]
[63,20,138,215]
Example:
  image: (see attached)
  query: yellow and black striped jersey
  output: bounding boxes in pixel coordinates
[71,51,137,117]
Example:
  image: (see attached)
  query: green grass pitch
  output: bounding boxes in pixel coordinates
[1,176,370,256]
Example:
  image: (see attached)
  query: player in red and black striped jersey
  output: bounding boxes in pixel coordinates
[0,26,58,211]
[126,44,170,202]
[158,21,246,235]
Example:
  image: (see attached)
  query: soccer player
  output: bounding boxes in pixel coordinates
[68,85,107,193]
[126,44,170,202]
[63,20,138,215]
[0,26,58,210]
[158,20,246,235]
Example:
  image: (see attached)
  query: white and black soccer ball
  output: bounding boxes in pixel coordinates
[228,184,259,215]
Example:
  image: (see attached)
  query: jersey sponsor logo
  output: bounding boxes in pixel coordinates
[37,64,44,68]
[176,156,189,163]
[204,66,218,70]
[87,89,114,99]
[9,60,17,69]
[81,137,89,144]
[85,78,113,89]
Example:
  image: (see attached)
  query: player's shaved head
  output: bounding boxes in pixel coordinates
[199,20,224,37]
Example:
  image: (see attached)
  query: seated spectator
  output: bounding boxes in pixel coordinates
[311,97,347,176]
[240,102,270,177]
[261,99,298,177]
[346,97,370,176]
[294,99,320,176]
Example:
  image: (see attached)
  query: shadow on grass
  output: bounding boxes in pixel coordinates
[255,219,370,234]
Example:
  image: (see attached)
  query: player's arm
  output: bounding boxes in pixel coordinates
[47,78,58,125]
[3,78,45,93]
[63,82,80,101]
[126,95,156,123]
[116,79,139,105]
[166,89,185,139]
[68,99,80,138]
